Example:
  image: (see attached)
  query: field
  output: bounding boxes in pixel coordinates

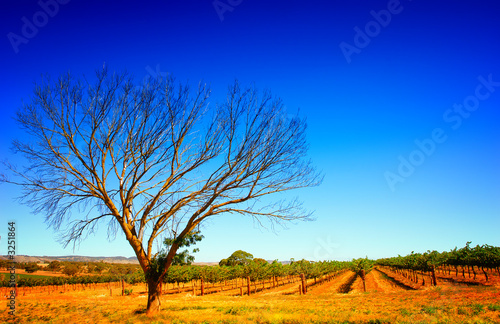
[3,268,500,324]
[0,272,59,281]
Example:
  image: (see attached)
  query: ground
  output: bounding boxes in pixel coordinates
[2,269,500,324]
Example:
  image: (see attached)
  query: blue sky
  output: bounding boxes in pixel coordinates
[0,0,499,262]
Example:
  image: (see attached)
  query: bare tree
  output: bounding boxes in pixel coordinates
[1,68,322,314]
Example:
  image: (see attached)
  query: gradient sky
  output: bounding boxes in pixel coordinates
[0,0,499,262]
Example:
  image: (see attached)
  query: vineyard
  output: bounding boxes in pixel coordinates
[377,242,500,288]
[1,260,351,298]
[2,243,500,295]
[2,243,500,323]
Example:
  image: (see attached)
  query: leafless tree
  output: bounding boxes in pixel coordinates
[1,68,322,314]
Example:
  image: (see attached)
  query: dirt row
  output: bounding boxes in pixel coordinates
[304,268,412,296]
[304,270,354,295]
[349,268,409,293]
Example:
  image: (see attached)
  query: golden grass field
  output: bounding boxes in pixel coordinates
[2,269,500,324]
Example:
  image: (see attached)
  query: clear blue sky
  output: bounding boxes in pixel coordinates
[0,0,499,262]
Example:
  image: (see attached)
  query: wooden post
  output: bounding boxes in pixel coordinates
[240,287,243,296]
[299,284,302,295]
[431,265,437,286]
[121,279,125,296]
[200,278,204,296]
[300,273,306,294]
[247,276,251,296]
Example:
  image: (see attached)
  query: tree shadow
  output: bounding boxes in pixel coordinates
[133,308,147,314]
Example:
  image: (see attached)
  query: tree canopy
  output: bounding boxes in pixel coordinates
[219,250,254,266]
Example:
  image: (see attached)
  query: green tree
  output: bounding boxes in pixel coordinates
[25,263,40,273]
[0,260,9,271]
[47,261,61,271]
[254,258,268,265]
[220,250,254,266]
[93,262,107,274]
[62,263,80,276]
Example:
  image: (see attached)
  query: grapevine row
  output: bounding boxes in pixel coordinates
[0,259,350,288]
[376,242,500,284]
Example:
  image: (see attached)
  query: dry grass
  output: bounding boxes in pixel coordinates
[2,276,500,323]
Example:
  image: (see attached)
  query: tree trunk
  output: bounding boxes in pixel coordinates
[146,279,162,315]
[360,269,366,292]
[482,267,488,281]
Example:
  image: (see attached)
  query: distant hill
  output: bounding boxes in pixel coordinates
[192,262,219,266]
[0,256,288,266]
[0,255,139,264]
